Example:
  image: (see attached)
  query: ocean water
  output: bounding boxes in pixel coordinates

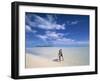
[26,47,89,66]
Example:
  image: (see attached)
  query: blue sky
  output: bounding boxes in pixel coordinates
[25,12,89,48]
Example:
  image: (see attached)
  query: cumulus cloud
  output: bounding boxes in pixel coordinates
[26,14,66,30]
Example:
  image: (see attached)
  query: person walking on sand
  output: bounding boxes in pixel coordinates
[58,49,64,61]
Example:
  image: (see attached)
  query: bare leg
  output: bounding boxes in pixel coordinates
[61,56,64,61]
[59,56,61,61]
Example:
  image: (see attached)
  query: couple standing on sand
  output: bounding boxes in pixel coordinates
[58,49,64,61]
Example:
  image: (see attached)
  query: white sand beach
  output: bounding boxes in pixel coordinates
[26,53,66,68]
[25,47,89,68]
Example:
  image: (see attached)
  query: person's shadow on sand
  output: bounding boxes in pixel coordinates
[53,58,59,62]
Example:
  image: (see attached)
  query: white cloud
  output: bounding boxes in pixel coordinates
[25,25,37,33]
[46,15,55,23]
[25,16,37,27]
[32,30,37,33]
[52,37,75,45]
[52,38,88,46]
[76,41,89,44]
[26,25,32,32]
[45,31,64,39]
[71,21,79,25]
[36,30,76,46]
[37,31,64,41]
[26,14,66,30]
[37,31,88,46]
[67,20,79,25]
[37,35,47,41]
[26,14,88,46]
